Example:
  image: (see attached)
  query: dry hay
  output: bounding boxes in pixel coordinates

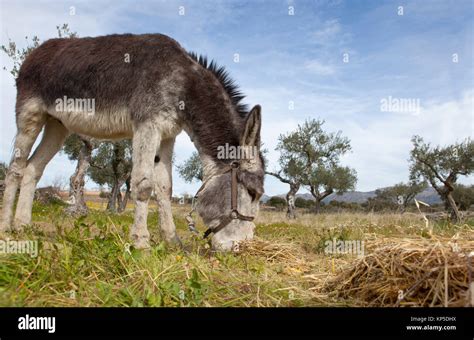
[237,237,313,274]
[320,236,474,307]
[237,237,300,263]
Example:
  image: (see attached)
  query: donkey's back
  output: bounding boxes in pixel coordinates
[17,34,190,138]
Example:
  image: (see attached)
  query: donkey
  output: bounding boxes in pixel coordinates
[0,34,264,251]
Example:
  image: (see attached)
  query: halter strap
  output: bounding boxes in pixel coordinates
[186,161,255,239]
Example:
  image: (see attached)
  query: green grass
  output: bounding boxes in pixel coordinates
[0,202,472,307]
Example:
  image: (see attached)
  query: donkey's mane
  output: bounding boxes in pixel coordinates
[188,51,248,117]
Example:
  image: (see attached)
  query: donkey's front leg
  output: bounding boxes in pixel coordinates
[154,137,181,245]
[130,123,160,249]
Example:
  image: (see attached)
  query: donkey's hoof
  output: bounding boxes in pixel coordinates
[133,240,151,250]
[165,235,183,248]
[12,220,27,233]
[131,235,151,250]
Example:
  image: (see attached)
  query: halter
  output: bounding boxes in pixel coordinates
[185,161,255,239]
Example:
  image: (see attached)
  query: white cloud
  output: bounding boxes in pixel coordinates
[339,90,474,191]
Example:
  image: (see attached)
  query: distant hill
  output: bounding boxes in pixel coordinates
[261,187,442,205]
[322,191,375,204]
[411,187,443,205]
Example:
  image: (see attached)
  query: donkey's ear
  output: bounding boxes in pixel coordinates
[241,105,261,147]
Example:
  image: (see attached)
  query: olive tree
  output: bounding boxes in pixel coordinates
[409,136,474,222]
[266,153,304,219]
[88,141,132,213]
[280,119,357,213]
[368,181,427,213]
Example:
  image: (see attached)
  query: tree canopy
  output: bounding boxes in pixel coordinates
[177,151,203,183]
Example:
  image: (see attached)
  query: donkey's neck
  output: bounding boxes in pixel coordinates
[182,74,245,179]
[199,154,223,180]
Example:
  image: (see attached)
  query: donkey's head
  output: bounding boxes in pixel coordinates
[196,105,264,251]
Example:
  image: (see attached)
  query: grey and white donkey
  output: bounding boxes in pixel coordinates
[0,34,265,251]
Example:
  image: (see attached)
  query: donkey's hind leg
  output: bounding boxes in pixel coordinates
[154,137,181,245]
[129,122,160,249]
[14,118,69,228]
[0,102,47,232]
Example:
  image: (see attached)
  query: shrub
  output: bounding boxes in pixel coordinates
[267,196,286,210]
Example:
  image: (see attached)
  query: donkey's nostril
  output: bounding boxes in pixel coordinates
[247,189,257,202]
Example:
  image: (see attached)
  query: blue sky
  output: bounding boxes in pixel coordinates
[1,0,473,196]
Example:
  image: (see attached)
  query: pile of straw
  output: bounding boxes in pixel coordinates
[238,237,301,263]
[321,237,473,307]
[237,237,315,275]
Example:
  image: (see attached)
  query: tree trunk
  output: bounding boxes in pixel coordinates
[400,193,414,214]
[446,192,461,223]
[314,199,321,214]
[106,143,124,213]
[286,183,299,219]
[399,200,407,214]
[107,181,119,213]
[286,192,296,219]
[310,187,332,214]
[118,177,131,213]
[118,190,129,213]
[441,179,461,223]
[116,190,122,209]
[65,139,92,216]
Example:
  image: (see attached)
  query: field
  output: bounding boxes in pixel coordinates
[0,200,473,307]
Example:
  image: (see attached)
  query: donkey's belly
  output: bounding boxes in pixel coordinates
[48,107,133,139]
